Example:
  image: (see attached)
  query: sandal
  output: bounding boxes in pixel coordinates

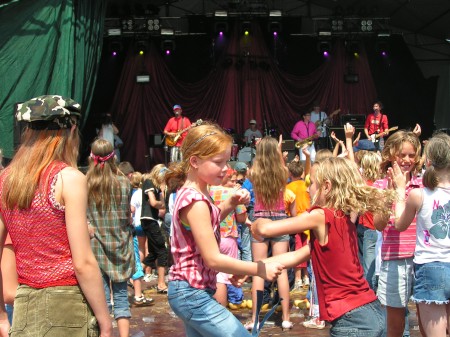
[244,321,258,331]
[281,321,293,330]
[157,287,168,294]
[134,295,155,306]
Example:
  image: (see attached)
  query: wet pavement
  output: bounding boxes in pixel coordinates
[119,280,422,337]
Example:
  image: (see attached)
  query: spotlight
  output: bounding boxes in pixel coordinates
[241,21,251,36]
[360,19,373,32]
[376,38,390,57]
[215,22,228,36]
[268,21,281,36]
[109,40,122,56]
[161,40,175,55]
[136,40,148,55]
[346,40,360,57]
[318,41,331,57]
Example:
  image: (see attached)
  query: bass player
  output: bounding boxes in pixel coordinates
[164,104,192,162]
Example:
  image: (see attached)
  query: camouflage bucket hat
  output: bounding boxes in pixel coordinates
[16,95,82,130]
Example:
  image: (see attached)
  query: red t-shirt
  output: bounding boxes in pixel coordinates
[309,206,377,321]
[164,116,192,147]
[364,113,388,136]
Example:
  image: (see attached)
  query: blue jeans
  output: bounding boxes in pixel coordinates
[357,224,378,291]
[238,223,252,262]
[102,273,131,319]
[330,300,385,337]
[168,280,250,337]
[5,304,13,325]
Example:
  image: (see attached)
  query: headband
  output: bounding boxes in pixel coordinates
[90,151,115,168]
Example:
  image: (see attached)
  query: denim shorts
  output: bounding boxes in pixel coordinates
[412,261,450,304]
[10,284,99,337]
[102,273,131,319]
[377,258,414,307]
[134,225,145,237]
[168,280,251,337]
[251,214,289,243]
[330,300,385,337]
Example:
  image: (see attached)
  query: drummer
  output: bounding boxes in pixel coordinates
[243,119,263,146]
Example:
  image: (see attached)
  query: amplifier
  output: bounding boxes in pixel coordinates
[340,114,366,126]
[281,139,295,151]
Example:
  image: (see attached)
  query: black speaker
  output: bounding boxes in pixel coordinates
[340,114,366,127]
[149,134,164,148]
[328,127,365,142]
[281,140,295,151]
[285,149,297,162]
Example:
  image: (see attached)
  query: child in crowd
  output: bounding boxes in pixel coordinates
[0,95,112,337]
[164,122,283,337]
[247,136,293,331]
[253,156,396,336]
[141,164,168,293]
[390,132,450,337]
[373,130,423,337]
[129,171,154,306]
[209,167,248,308]
[0,95,112,336]
[87,138,135,337]
[287,160,311,292]
[356,151,382,291]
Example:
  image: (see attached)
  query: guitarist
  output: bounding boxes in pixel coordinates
[364,101,389,151]
[164,104,191,162]
[310,103,340,150]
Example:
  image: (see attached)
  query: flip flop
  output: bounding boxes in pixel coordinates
[157,287,168,294]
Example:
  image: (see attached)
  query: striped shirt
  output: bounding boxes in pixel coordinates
[373,175,423,261]
[169,187,221,289]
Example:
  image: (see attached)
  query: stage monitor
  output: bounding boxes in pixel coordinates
[281,140,295,151]
[340,114,366,127]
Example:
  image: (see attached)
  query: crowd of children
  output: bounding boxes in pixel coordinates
[1,94,449,337]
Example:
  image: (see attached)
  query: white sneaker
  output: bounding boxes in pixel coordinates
[282,321,293,330]
[302,318,325,329]
[143,273,157,282]
[290,280,303,294]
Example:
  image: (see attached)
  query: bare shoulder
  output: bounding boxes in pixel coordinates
[60,167,87,184]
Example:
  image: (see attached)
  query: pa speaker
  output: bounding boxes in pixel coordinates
[149,134,164,148]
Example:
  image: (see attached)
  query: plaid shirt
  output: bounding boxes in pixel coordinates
[89,175,135,282]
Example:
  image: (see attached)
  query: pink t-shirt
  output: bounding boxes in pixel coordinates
[373,175,423,260]
[169,187,221,289]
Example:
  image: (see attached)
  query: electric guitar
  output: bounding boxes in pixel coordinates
[315,108,341,133]
[370,126,398,143]
[165,119,203,147]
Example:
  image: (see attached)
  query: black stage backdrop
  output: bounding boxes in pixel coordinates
[85,20,436,172]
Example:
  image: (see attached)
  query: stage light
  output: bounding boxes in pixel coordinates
[269,10,282,17]
[136,40,148,55]
[319,41,331,57]
[215,22,228,36]
[268,21,281,36]
[161,28,174,36]
[360,19,373,32]
[136,74,150,83]
[109,40,122,56]
[161,40,175,55]
[214,10,228,17]
[241,21,251,36]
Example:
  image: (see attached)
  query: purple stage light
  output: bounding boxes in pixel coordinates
[166,50,171,55]
[112,51,117,56]
[323,51,329,57]
[219,31,223,36]
[381,51,387,56]
[273,31,278,37]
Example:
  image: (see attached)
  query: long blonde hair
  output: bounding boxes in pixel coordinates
[360,152,381,182]
[1,126,80,210]
[312,157,394,218]
[86,138,123,215]
[165,122,232,185]
[250,136,288,209]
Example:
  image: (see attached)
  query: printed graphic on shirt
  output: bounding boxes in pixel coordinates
[429,200,450,239]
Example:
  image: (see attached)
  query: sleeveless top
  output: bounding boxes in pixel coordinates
[0,161,78,288]
[373,176,422,260]
[169,187,221,289]
[309,206,377,321]
[414,187,450,264]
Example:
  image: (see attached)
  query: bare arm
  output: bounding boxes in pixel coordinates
[0,218,11,336]
[182,200,283,280]
[344,123,355,163]
[264,245,311,269]
[61,168,112,337]
[148,190,165,209]
[218,189,250,223]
